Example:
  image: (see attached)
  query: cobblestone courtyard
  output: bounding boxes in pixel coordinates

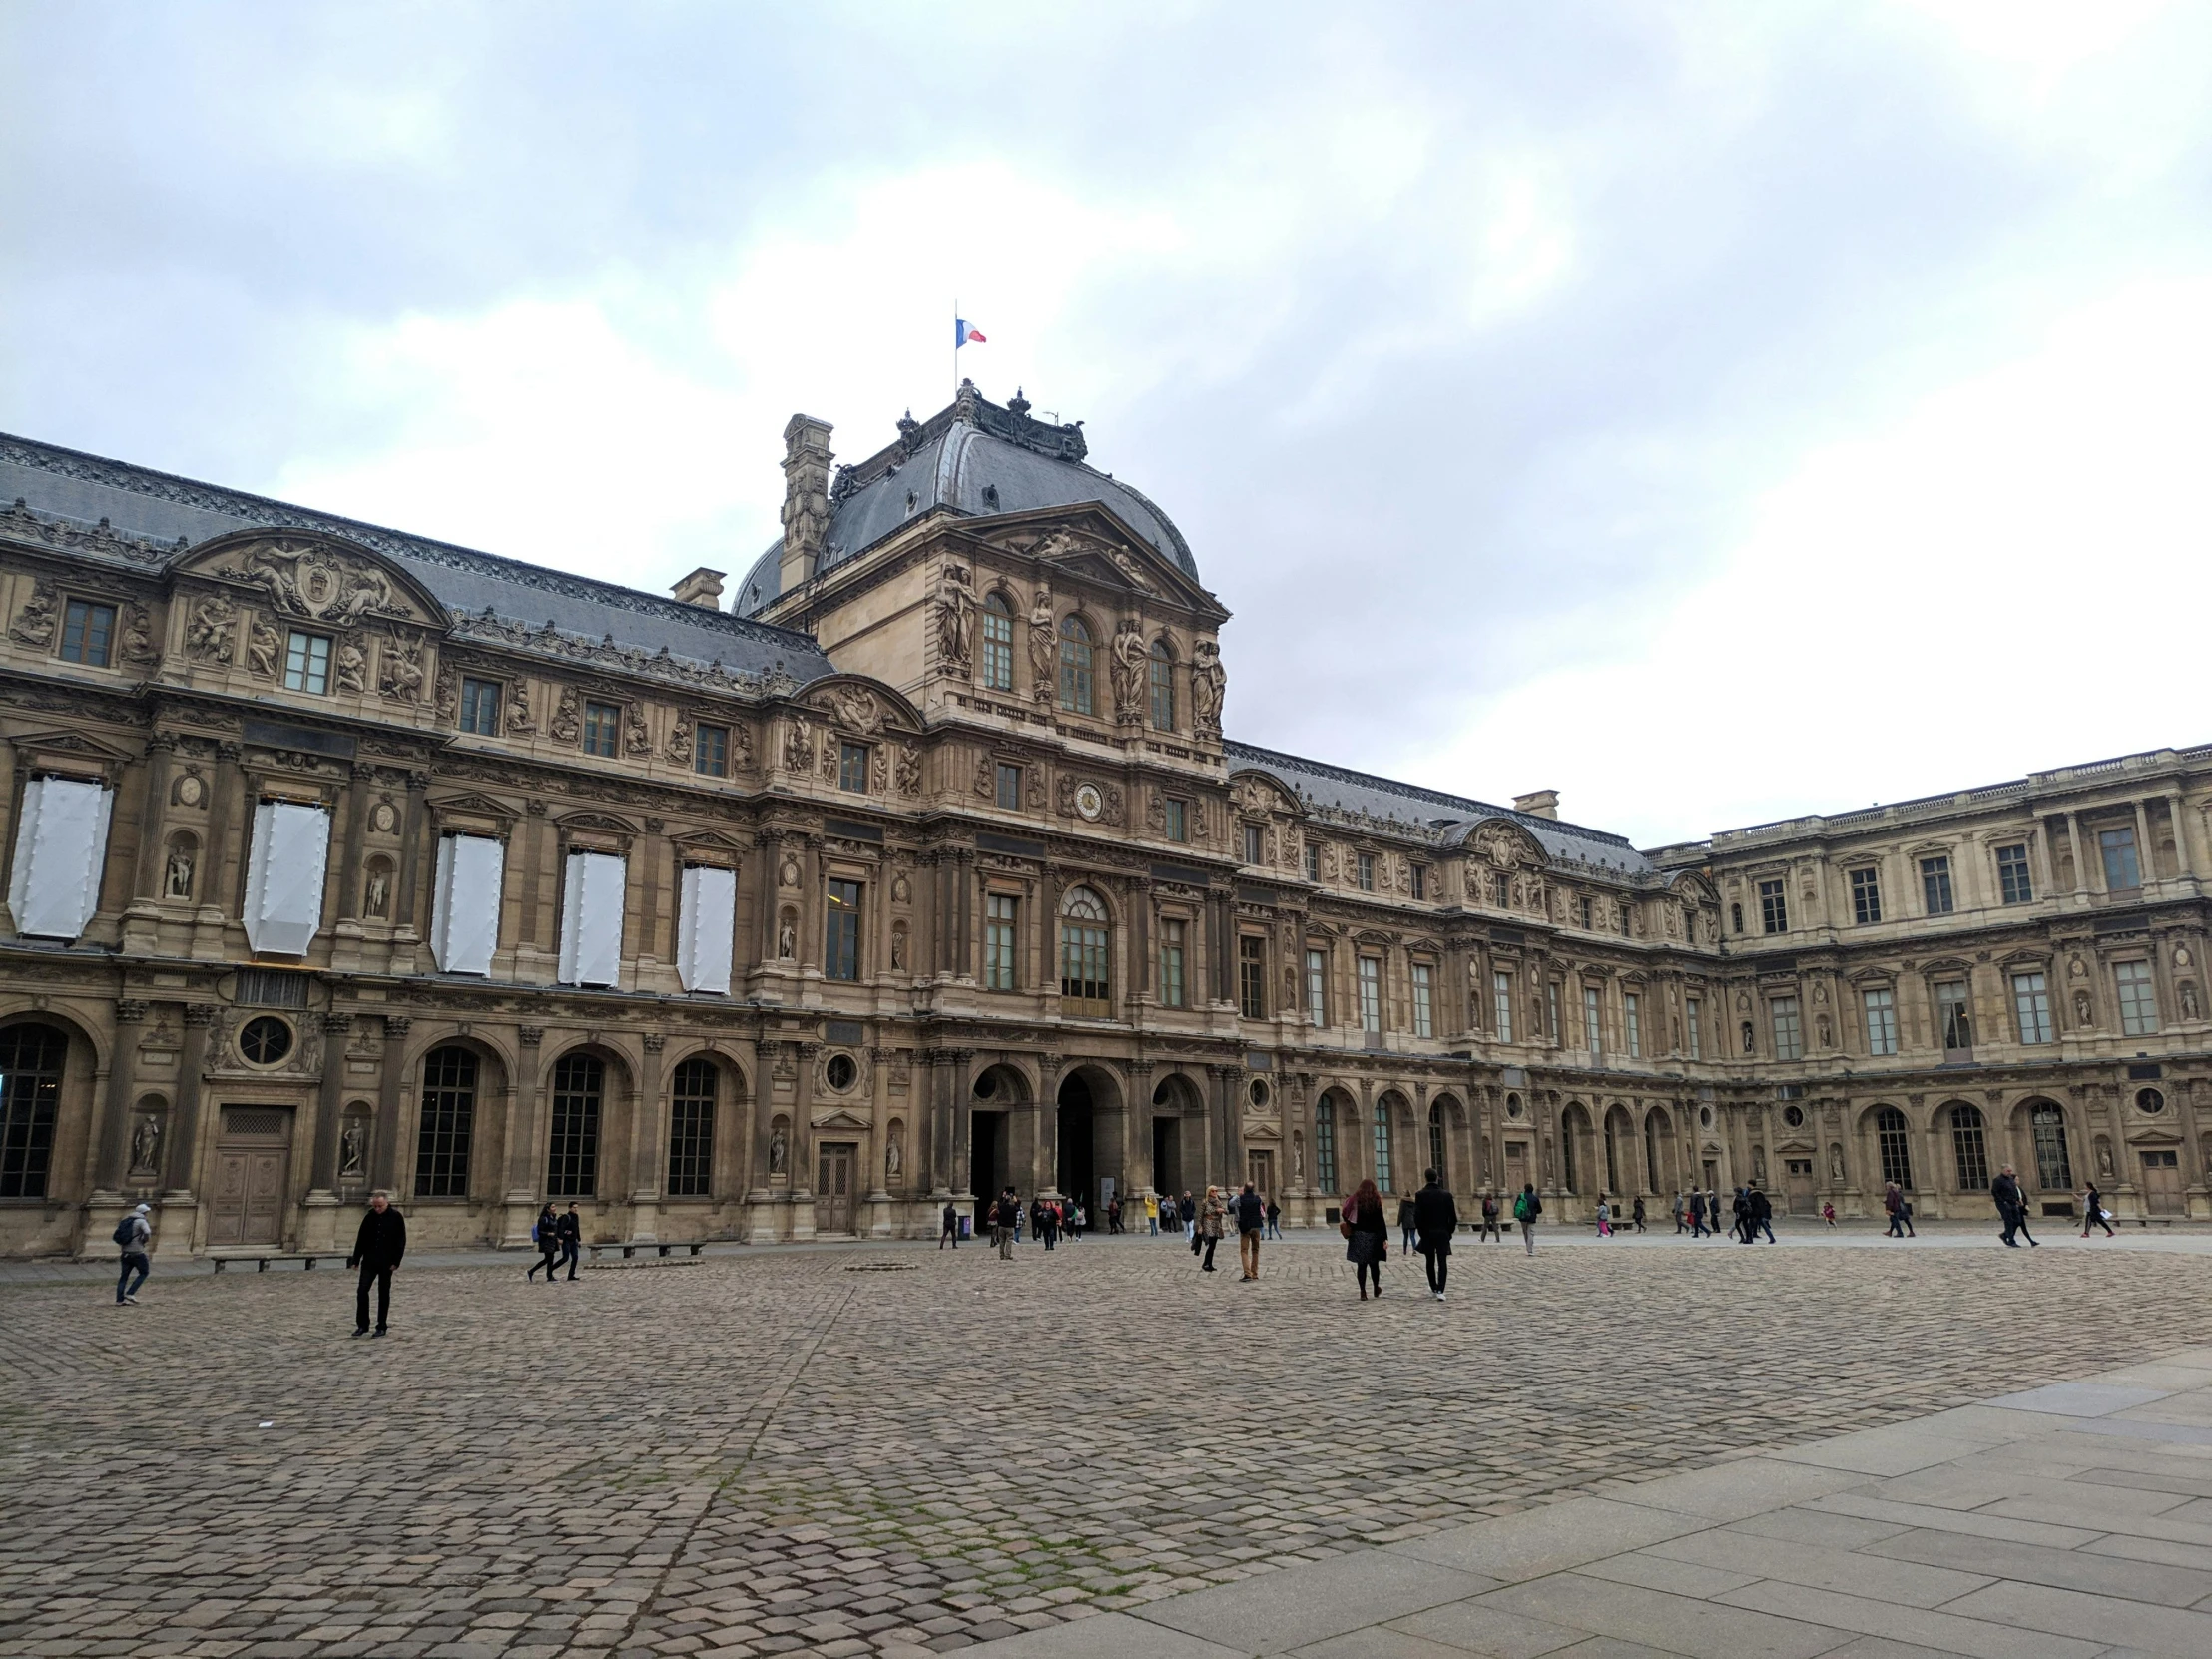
[6,1230,2212,1659]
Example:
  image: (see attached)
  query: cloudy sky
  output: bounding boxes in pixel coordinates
[5,1,2210,846]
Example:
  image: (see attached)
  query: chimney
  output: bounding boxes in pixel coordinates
[778,413,834,597]
[670,567,726,609]
[1513,789,1560,821]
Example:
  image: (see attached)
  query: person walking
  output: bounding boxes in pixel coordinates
[1108,1196,1123,1234]
[556,1202,583,1280]
[1749,1186,1776,1244]
[1595,1196,1612,1239]
[1265,1196,1283,1239]
[1671,1192,1686,1235]
[1688,1188,1708,1238]
[1180,1190,1197,1241]
[1631,1195,1647,1234]
[527,1202,560,1282]
[1413,1168,1458,1301]
[1821,1199,1838,1228]
[2082,1182,2114,1238]
[1883,1182,1907,1238]
[1234,1182,1266,1280]
[1477,1189,1502,1243]
[1731,1186,1751,1243]
[1706,1188,1723,1239]
[1397,1191,1418,1256]
[1196,1185,1227,1272]
[994,1188,1019,1259]
[1041,1198,1060,1251]
[940,1199,960,1249]
[348,1191,406,1338]
[113,1203,153,1305]
[1346,1178,1388,1297]
[1513,1182,1542,1254]
[1991,1165,2038,1247]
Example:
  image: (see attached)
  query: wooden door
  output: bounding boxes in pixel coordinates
[2142,1149,2184,1215]
[208,1147,287,1246]
[1504,1140,1529,1195]
[209,1151,250,1246]
[1247,1150,1274,1200]
[817,1143,856,1234]
[1785,1158,1815,1216]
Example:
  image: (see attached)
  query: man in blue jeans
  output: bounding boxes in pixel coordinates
[115,1203,153,1304]
[556,1202,584,1280]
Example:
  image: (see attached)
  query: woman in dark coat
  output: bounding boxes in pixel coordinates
[527,1203,560,1283]
[1346,1178,1388,1300]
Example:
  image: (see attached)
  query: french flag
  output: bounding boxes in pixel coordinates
[955,318,987,347]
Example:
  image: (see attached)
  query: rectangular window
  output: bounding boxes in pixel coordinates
[996,763,1022,811]
[1149,650,1175,730]
[1357,852,1376,892]
[838,742,869,793]
[1759,879,1788,934]
[1238,935,1267,1019]
[1493,870,1511,907]
[430,833,505,975]
[824,879,862,981]
[1686,998,1702,1059]
[2100,827,2141,890]
[981,600,1013,691]
[1164,798,1186,842]
[1306,947,1327,1026]
[666,1060,716,1197]
[8,775,116,942]
[59,599,116,666]
[582,700,621,758]
[460,677,502,736]
[694,724,729,777]
[1411,865,1427,901]
[1996,843,2033,904]
[985,893,1018,991]
[1314,1105,1336,1195]
[1624,992,1641,1058]
[1411,962,1434,1038]
[1159,919,1187,1009]
[283,631,332,694]
[2116,959,2160,1036]
[1243,823,1264,865]
[1771,995,1803,1061]
[412,1045,476,1198]
[1304,842,1320,882]
[1546,981,1561,1043]
[2012,971,2052,1044]
[1583,985,1602,1054]
[1863,986,1898,1056]
[1578,895,1594,930]
[1921,855,1953,915]
[1493,971,1514,1044]
[556,848,626,987]
[1850,867,1882,925]
[1358,956,1382,1034]
[675,864,737,994]
[1938,980,1972,1051]
[242,800,332,957]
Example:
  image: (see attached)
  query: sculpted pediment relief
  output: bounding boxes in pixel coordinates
[1470,819,1546,868]
[177,531,442,629]
[794,675,921,735]
[1229,771,1303,818]
[428,793,518,830]
[810,1107,871,1131]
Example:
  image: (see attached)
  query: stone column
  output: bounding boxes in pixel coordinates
[1213,1063,1243,1190]
[374,1015,411,1194]
[790,1042,820,1239]
[1126,1059,1154,1197]
[1037,1053,1061,1195]
[392,771,431,937]
[164,1004,219,1205]
[948,1048,975,1199]
[629,1032,667,1242]
[92,999,150,1195]
[128,737,175,899]
[301,1012,355,1250]
[337,766,371,922]
[2132,801,2154,888]
[203,743,245,915]
[503,1026,545,1245]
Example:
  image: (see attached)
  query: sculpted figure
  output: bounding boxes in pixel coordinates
[2184,981,2201,1020]
[243,615,279,678]
[186,595,236,664]
[1189,639,1226,735]
[624,706,653,759]
[333,635,367,695]
[885,1130,902,1178]
[364,868,390,918]
[379,633,425,701]
[550,686,582,743]
[784,714,813,775]
[8,580,57,647]
[165,846,195,901]
[665,711,695,765]
[769,1125,789,1176]
[894,741,921,796]
[130,1115,162,1176]
[1109,619,1148,722]
[778,916,797,958]
[339,1122,367,1178]
[935,566,974,669]
[434,664,458,723]
[1027,584,1056,698]
[503,682,534,736]
[120,604,158,665]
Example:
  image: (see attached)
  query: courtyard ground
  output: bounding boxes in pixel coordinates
[4,1224,2211,1659]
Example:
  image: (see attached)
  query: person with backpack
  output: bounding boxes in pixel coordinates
[1234,1182,1266,1280]
[1513,1183,1542,1254]
[1413,1169,1458,1301]
[1632,1195,1647,1234]
[113,1203,153,1305]
[1345,1178,1387,1297]
[556,1202,584,1279]
[528,1202,560,1282]
[348,1191,407,1338]
[1477,1189,1503,1243]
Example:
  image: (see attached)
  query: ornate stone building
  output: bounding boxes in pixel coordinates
[0,386,2205,1257]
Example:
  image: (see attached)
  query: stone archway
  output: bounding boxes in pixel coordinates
[1054,1062,1125,1209]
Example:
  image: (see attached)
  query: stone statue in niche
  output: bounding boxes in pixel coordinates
[363,867,391,918]
[1190,639,1226,735]
[1109,618,1147,722]
[885,1130,902,1179]
[504,681,534,736]
[2075,989,2093,1026]
[2184,980,2201,1020]
[783,714,813,774]
[973,754,994,799]
[1829,1143,1845,1182]
[129,1115,162,1177]
[769,1125,789,1176]
[2098,1140,2116,1178]
[339,1122,367,1178]
[778,916,797,959]
[890,923,907,970]
[1292,1132,1305,1183]
[434,663,458,722]
[935,565,974,669]
[665,710,695,765]
[1816,1014,1832,1047]
[165,846,195,901]
[245,615,281,679]
[333,634,367,695]
[1027,583,1056,697]
[186,595,236,664]
[550,686,582,743]
[624,706,653,759]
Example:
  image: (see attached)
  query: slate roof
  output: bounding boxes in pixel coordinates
[736,385,1199,616]
[1225,740,1656,879]
[0,432,832,688]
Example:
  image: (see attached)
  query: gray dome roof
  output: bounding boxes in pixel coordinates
[736,386,1196,617]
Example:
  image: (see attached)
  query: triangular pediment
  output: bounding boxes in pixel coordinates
[979,506,1223,616]
[428,792,518,823]
[810,1107,872,1131]
[13,729,137,765]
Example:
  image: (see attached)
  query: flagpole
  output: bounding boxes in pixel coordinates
[952,297,958,403]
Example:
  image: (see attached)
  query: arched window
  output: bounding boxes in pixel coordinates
[1315,1097,1338,1195]
[1373,1101,1395,1193]
[2030,1101,2073,1190]
[980,593,1014,691]
[1876,1105,1913,1189]
[548,1053,604,1197]
[668,1056,717,1197]
[1428,1102,1446,1184]
[413,1045,478,1197]
[1058,615,1094,714]
[1148,639,1176,731]
[0,1023,65,1199]
[1949,1103,1988,1190]
[1059,885,1110,1016]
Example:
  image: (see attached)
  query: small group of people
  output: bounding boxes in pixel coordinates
[1343,1173,1545,1300]
[1590,1194,1650,1238]
[528,1202,584,1281]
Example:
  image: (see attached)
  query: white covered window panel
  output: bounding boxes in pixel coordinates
[243,801,332,956]
[677,864,737,994]
[431,833,505,975]
[558,850,626,987]
[8,776,115,941]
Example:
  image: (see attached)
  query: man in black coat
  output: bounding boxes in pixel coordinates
[1749,1186,1776,1243]
[348,1192,407,1337]
[556,1202,583,1280]
[1233,1183,1267,1280]
[1991,1165,2038,1247]
[1413,1169,1459,1301]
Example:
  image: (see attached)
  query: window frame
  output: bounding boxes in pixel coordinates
[1582,984,1602,1054]
[1493,970,1514,1044]
[1057,615,1095,714]
[546,1051,604,1198]
[824,878,863,982]
[1758,878,1788,934]
[2100,826,2141,890]
[1148,638,1175,731]
[837,741,869,794]
[980,592,1015,691]
[1159,917,1187,1009]
[2011,970,2052,1044]
[995,763,1022,812]
[1243,823,1264,866]
[666,1056,717,1198]
[582,699,622,758]
[1771,994,1804,1061]
[283,630,333,695]
[1411,961,1434,1039]
[1238,933,1267,1020]
[984,892,1018,991]
[1920,854,1954,916]
[0,1023,65,1199]
[1623,990,1640,1058]
[1164,797,1187,843]
[59,598,117,666]
[1849,866,1882,925]
[1305,946,1328,1026]
[1863,985,1898,1056]
[1357,955,1382,1034]
[459,676,502,737]
[1950,1103,1989,1191]
[1937,979,1972,1051]
[1995,843,2033,905]
[412,1044,478,1198]
[2115,958,2160,1036]
[694,723,729,777]
[1059,885,1111,1014]
[1356,852,1376,892]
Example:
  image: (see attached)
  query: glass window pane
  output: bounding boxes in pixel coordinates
[695,724,728,777]
[1863,987,1897,1055]
[1358,957,1381,1033]
[1921,856,1953,915]
[825,879,862,981]
[985,893,1017,991]
[1851,867,1882,925]
[2100,828,2141,889]
[2116,960,2159,1035]
[2012,971,2051,1044]
[1058,617,1093,714]
[1306,947,1326,1025]
[1411,963,1433,1038]
[1160,919,1186,1008]
[1996,844,2033,904]
[981,595,1014,691]
[1492,971,1514,1043]
[667,1057,717,1196]
[1772,996,1803,1060]
[546,1053,603,1197]
[1759,879,1787,933]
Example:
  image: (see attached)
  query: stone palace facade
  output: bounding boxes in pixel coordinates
[1,386,2207,1258]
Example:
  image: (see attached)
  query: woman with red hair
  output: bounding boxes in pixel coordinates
[1344,1178,1387,1300]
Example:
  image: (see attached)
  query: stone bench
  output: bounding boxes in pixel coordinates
[584,1240,708,1261]
[211,1253,332,1273]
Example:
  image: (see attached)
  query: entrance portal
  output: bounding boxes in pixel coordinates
[208,1105,292,1248]
[817,1142,856,1234]
[970,1110,1004,1199]
[1785,1158,1815,1215]
[2143,1148,2184,1214]
[1153,1115,1180,1196]
[1057,1073,1096,1207]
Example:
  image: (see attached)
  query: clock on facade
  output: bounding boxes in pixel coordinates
[1074,782,1103,821]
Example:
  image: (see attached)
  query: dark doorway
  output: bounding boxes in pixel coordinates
[1153,1115,1180,1195]
[970,1110,1004,1198]
[1057,1072,1096,1205]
